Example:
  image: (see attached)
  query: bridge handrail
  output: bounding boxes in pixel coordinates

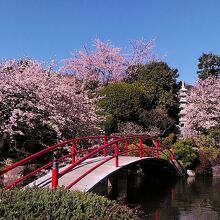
[0,135,120,176]
[2,145,105,190]
[1,134,176,189]
[58,134,161,177]
[56,135,174,190]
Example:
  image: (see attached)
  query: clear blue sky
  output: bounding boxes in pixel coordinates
[1,0,220,84]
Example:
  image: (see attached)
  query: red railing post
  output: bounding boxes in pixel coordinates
[155,141,159,158]
[52,153,58,189]
[170,148,175,160]
[103,137,107,157]
[115,142,119,167]
[71,142,76,164]
[125,140,128,157]
[139,138,143,158]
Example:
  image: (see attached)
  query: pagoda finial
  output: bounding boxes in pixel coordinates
[181,81,185,90]
[180,81,187,92]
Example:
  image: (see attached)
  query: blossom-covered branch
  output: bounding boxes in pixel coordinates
[62,38,155,88]
[0,60,98,156]
[185,77,220,136]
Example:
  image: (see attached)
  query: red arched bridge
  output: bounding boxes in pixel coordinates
[0,134,184,191]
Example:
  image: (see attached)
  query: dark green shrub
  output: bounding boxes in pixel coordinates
[98,82,145,120]
[172,139,198,167]
[208,127,220,145]
[0,188,138,220]
[126,62,180,121]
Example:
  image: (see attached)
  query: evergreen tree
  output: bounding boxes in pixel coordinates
[197,53,220,80]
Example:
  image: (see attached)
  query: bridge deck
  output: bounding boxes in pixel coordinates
[28,156,151,191]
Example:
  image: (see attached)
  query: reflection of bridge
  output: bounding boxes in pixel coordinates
[0,134,185,191]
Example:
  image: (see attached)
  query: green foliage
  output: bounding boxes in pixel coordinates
[159,149,172,161]
[162,133,177,147]
[195,134,217,148]
[101,115,118,135]
[172,139,198,167]
[0,188,138,220]
[97,62,179,136]
[127,62,179,90]
[98,82,145,120]
[193,130,220,174]
[132,62,179,119]
[207,127,220,147]
[195,127,220,148]
[177,128,220,173]
[197,53,220,80]
[132,80,157,107]
[160,134,176,160]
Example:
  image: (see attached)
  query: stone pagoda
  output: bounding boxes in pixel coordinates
[178,81,188,137]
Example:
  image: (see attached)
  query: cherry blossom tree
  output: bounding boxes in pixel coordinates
[0,60,98,158]
[62,38,155,89]
[184,77,220,136]
[128,38,155,65]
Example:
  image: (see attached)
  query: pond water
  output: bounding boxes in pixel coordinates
[92,170,220,219]
[134,177,220,219]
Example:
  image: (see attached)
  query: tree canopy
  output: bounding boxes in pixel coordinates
[0,60,98,159]
[62,38,155,89]
[98,61,179,136]
[185,77,220,136]
[127,62,180,120]
[197,53,220,80]
[98,83,145,120]
[0,37,157,160]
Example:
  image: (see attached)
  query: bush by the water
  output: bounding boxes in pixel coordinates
[171,138,198,167]
[0,188,138,220]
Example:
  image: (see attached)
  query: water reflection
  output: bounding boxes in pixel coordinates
[92,168,220,219]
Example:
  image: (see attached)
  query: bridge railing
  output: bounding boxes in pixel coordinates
[0,135,120,189]
[51,134,175,189]
[0,134,175,190]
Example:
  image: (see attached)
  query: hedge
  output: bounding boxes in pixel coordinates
[0,188,138,220]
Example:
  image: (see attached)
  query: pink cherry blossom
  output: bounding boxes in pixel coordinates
[184,77,220,136]
[0,60,98,148]
[62,38,155,88]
